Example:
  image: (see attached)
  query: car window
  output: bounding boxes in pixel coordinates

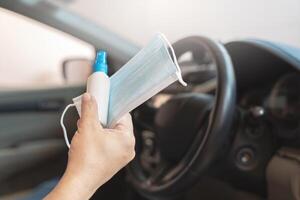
[0,8,94,90]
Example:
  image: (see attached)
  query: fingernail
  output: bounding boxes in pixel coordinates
[82,93,91,102]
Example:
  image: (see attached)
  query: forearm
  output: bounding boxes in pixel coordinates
[44,171,97,200]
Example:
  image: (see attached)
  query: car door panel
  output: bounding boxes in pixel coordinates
[0,139,64,181]
[0,86,83,185]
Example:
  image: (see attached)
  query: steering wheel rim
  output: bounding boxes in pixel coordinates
[128,36,236,198]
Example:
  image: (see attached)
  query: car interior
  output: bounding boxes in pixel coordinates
[0,1,299,200]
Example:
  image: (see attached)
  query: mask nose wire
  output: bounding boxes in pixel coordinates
[60,103,75,148]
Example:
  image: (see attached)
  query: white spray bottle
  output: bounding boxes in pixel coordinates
[71,51,110,127]
[86,51,110,126]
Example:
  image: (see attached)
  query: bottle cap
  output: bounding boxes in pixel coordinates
[93,51,108,74]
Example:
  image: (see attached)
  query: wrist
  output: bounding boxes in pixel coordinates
[44,170,97,200]
[64,169,98,198]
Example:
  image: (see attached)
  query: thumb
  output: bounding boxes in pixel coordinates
[80,93,100,128]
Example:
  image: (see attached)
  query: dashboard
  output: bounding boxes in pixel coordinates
[268,73,300,124]
[239,72,300,146]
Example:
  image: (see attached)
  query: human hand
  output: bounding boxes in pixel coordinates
[45,93,135,199]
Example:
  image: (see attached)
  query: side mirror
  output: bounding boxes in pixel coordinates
[62,58,92,85]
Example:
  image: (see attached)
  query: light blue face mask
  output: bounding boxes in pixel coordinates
[107,33,186,126]
[61,33,186,147]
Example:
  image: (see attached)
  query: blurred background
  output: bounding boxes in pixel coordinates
[0,1,300,199]
[0,0,299,88]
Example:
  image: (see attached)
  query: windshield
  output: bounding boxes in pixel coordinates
[61,0,300,46]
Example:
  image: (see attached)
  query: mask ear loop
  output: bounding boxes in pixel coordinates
[158,33,187,86]
[60,104,75,148]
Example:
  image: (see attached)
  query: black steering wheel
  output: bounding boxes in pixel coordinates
[128,36,236,199]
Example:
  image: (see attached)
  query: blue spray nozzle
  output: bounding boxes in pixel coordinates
[93,51,108,74]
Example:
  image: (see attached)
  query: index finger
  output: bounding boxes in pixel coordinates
[113,113,133,133]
